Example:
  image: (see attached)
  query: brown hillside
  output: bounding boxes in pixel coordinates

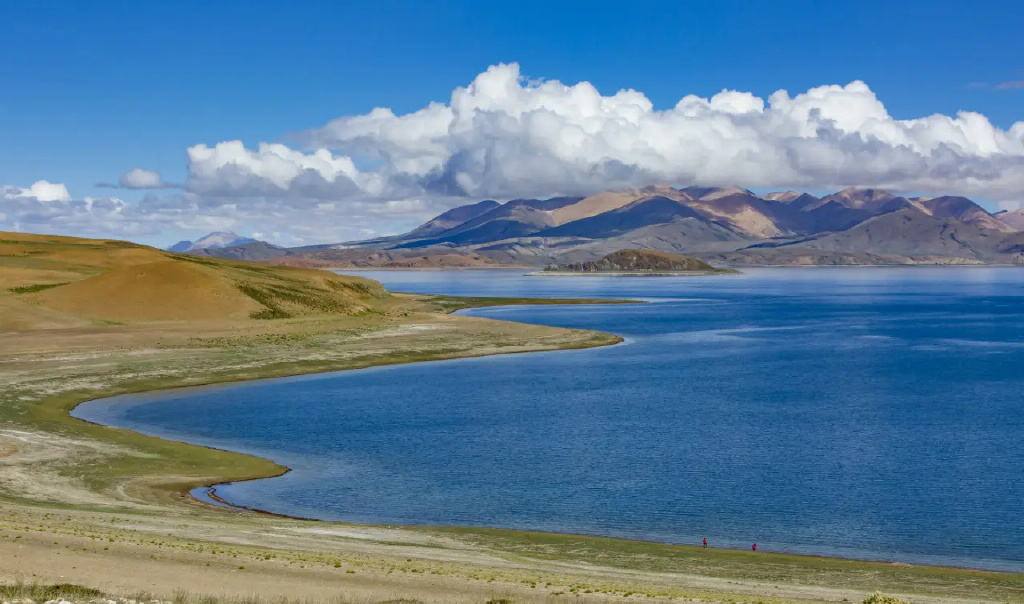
[0,231,390,326]
[35,259,261,321]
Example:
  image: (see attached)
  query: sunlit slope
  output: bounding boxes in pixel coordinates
[0,232,389,327]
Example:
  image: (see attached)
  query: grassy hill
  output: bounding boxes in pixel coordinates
[0,232,390,328]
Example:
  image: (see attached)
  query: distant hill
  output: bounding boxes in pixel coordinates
[548,249,733,274]
[996,209,1024,231]
[196,186,1024,267]
[166,231,259,254]
[193,240,288,261]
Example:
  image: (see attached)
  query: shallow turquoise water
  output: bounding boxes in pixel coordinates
[75,268,1024,571]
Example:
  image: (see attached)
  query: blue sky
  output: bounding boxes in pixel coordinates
[2,0,1023,246]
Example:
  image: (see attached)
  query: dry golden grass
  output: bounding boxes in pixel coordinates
[0,232,389,325]
[35,259,263,320]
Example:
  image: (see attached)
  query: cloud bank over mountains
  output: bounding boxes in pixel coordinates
[3,63,1023,244]
[295,63,1024,202]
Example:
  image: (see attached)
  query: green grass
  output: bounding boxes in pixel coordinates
[0,581,104,601]
[422,295,639,314]
[9,281,69,293]
[423,526,1024,602]
[236,278,386,320]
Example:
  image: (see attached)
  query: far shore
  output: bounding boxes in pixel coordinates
[530,270,738,277]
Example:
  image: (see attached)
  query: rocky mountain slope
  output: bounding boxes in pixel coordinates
[199,186,1024,267]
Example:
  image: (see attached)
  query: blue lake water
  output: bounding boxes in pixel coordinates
[74,268,1024,571]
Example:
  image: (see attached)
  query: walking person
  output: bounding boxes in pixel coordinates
[703,537,707,549]
[752,543,757,552]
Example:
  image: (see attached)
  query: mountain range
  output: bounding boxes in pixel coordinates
[190,187,1024,267]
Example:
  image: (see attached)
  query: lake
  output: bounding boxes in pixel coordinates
[74,268,1024,571]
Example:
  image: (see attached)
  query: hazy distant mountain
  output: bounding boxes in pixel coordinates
[221,186,1024,268]
[189,231,257,251]
[913,196,1016,233]
[782,208,1002,260]
[403,199,501,238]
[396,196,582,248]
[196,240,286,261]
[815,187,909,213]
[996,209,1024,231]
[763,191,802,202]
[167,231,258,254]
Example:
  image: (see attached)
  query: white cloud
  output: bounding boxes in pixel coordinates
[186,141,382,199]
[3,180,72,202]
[120,168,164,189]
[290,62,1024,203]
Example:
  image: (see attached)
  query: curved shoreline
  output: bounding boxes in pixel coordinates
[57,297,630,523]
[70,329,630,522]
[65,309,1024,576]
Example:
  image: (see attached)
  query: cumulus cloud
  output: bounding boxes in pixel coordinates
[120,168,164,189]
[96,168,176,190]
[282,62,1024,202]
[3,180,72,202]
[186,141,382,199]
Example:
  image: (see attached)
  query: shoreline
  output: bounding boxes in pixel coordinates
[64,307,1023,577]
[69,334,630,525]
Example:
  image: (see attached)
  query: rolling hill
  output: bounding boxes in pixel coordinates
[0,232,390,329]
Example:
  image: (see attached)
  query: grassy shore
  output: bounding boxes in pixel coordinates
[1,233,1022,604]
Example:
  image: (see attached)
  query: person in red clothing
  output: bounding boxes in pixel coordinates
[702,537,707,549]
[752,543,757,551]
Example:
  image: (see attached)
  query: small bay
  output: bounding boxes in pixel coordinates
[74,268,1024,571]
